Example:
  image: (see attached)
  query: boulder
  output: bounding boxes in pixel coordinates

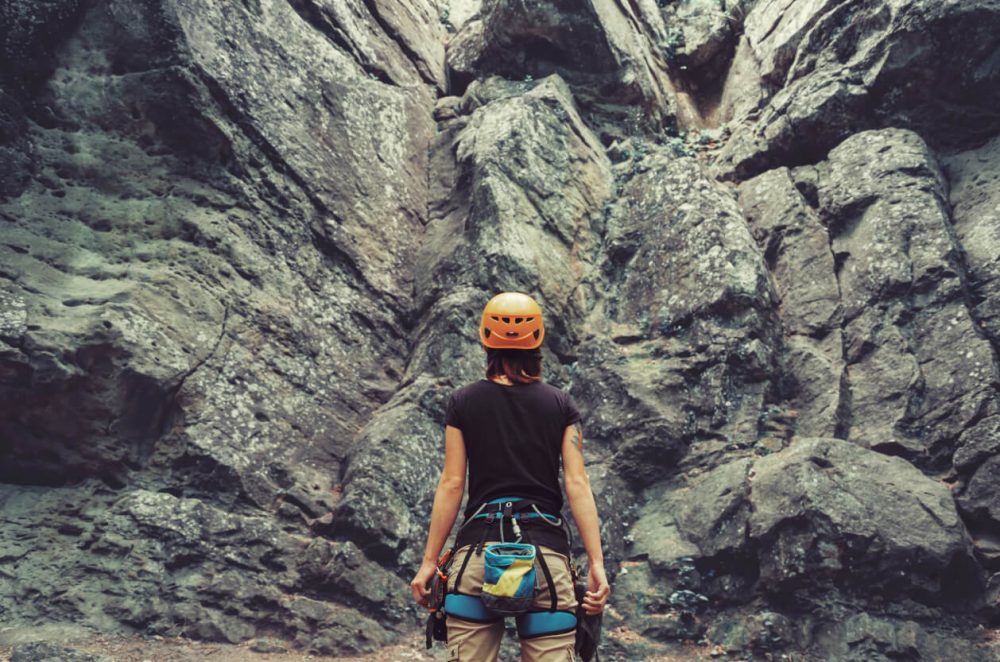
[667,437,981,607]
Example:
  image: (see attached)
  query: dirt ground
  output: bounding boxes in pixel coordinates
[0,624,722,661]
[0,635,444,662]
[0,630,440,662]
[8,624,996,661]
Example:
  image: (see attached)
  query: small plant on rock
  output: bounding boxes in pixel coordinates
[663,27,686,64]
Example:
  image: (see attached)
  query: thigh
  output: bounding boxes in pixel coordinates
[517,545,580,661]
[518,627,577,662]
[531,545,579,613]
[446,544,506,662]
[446,615,505,662]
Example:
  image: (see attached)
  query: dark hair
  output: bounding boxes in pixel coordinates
[485,347,543,384]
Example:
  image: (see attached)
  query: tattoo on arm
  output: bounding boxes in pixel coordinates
[572,422,583,452]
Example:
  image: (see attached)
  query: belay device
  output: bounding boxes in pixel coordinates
[425,547,451,648]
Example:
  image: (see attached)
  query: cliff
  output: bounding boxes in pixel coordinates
[1,0,999,659]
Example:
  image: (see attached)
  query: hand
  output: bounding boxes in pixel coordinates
[410,561,437,608]
[582,564,610,615]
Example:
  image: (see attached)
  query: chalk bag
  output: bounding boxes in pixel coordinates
[481,542,538,616]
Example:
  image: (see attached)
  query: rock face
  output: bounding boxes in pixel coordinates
[2,0,1000,660]
[715,0,1000,179]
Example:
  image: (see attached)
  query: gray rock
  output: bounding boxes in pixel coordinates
[286,0,446,89]
[736,128,1000,475]
[0,1,433,648]
[666,0,733,70]
[2,0,1000,658]
[705,609,794,656]
[816,129,998,467]
[0,0,83,88]
[738,167,839,336]
[670,437,979,605]
[575,146,780,488]
[10,642,112,662]
[715,0,1000,179]
[943,134,1000,345]
[250,637,288,653]
[446,0,683,127]
[739,166,843,437]
[0,90,33,198]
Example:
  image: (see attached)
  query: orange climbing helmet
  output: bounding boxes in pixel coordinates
[479,292,545,350]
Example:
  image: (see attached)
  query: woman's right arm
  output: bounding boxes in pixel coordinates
[562,422,610,614]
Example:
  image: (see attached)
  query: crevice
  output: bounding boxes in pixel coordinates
[308,221,405,318]
[165,303,231,398]
[285,0,398,87]
[918,497,950,530]
[193,69,330,215]
[358,0,440,89]
[938,169,1000,380]
[818,180,852,441]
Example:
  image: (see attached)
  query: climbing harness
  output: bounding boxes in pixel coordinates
[449,498,564,615]
[425,495,601,660]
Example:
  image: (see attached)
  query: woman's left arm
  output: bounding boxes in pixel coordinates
[411,424,467,606]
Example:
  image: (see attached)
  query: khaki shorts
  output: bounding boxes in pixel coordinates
[445,542,578,662]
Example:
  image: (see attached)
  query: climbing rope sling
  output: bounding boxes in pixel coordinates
[425,496,602,661]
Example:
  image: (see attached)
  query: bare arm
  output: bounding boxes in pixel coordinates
[421,424,467,563]
[562,421,603,567]
[562,421,610,614]
[412,424,466,606]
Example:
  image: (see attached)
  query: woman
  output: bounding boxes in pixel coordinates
[411,291,610,661]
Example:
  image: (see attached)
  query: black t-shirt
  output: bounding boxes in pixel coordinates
[446,379,581,553]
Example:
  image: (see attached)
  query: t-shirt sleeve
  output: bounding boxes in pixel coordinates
[445,391,463,430]
[563,392,582,427]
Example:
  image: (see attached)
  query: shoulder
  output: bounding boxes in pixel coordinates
[448,380,488,406]
[539,383,582,423]
[532,381,572,399]
[531,382,578,409]
[450,380,487,398]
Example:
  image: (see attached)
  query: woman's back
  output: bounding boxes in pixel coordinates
[412,292,608,662]
[446,378,582,520]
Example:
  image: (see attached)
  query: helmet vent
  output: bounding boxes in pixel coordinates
[533,329,540,339]
[502,317,510,323]
[515,317,523,323]
[526,317,534,321]
[484,328,491,338]
[491,316,499,321]
[506,331,518,336]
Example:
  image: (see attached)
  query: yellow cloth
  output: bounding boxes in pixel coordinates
[483,557,534,596]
